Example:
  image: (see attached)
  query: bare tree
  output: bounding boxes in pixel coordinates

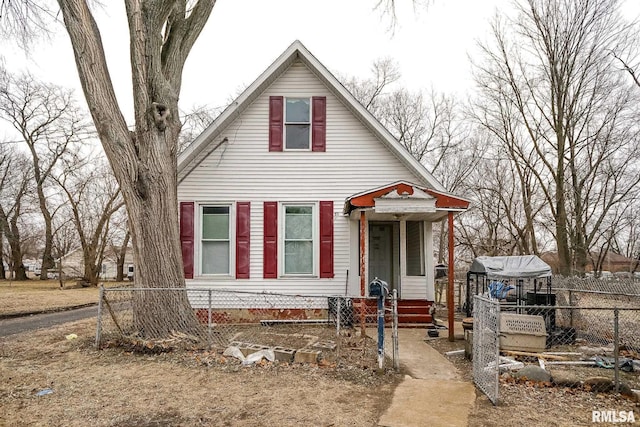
[55,158,124,286]
[2,1,217,334]
[472,0,640,275]
[343,60,479,262]
[178,103,222,154]
[340,58,401,117]
[113,230,131,282]
[0,148,33,280]
[0,68,89,280]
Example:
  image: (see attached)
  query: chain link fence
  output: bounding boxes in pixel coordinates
[472,279,640,404]
[96,286,399,370]
[472,295,501,404]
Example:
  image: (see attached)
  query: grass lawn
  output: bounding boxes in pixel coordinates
[0,280,126,317]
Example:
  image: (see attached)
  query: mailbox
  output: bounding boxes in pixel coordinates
[369,278,389,298]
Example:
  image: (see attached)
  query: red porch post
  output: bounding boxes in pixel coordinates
[359,211,367,334]
[448,211,455,342]
[359,210,366,297]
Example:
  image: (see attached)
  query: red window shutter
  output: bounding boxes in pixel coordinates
[179,202,194,279]
[263,202,278,278]
[319,201,334,278]
[236,202,251,279]
[312,96,326,152]
[269,96,283,152]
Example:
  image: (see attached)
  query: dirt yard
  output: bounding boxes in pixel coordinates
[0,318,399,426]
[429,337,640,427]
[0,280,124,317]
[4,282,638,426]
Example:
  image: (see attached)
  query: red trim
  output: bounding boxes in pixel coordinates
[269,96,283,152]
[236,202,251,279]
[359,211,366,297]
[347,182,469,211]
[319,201,334,278]
[447,212,455,341]
[263,202,278,278]
[425,189,470,210]
[349,183,414,208]
[311,96,326,152]
[179,202,194,279]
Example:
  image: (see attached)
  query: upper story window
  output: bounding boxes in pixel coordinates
[285,98,311,150]
[201,206,230,275]
[269,96,326,152]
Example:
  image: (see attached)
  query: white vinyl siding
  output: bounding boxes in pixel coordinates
[179,60,431,296]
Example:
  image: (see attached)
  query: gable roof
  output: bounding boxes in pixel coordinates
[178,40,447,192]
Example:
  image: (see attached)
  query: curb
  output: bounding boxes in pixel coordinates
[0,303,99,321]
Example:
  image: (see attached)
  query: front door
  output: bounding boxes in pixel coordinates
[368,223,399,295]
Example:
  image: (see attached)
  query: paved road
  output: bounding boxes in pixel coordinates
[0,305,98,338]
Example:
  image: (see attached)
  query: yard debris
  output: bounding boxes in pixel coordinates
[222,345,276,366]
[503,350,569,361]
[513,365,551,383]
[592,356,635,372]
[222,346,246,362]
[242,349,275,366]
[486,356,525,373]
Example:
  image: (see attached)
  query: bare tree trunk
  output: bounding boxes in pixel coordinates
[0,228,5,280]
[7,235,27,281]
[57,0,215,336]
[115,231,130,282]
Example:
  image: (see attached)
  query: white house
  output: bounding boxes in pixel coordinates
[177,41,469,323]
[57,247,134,281]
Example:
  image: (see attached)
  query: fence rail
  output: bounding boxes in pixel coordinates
[472,283,640,405]
[96,287,399,370]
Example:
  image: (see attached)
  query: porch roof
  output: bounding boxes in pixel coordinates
[343,181,471,216]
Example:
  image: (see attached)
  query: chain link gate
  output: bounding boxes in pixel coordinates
[472,294,500,404]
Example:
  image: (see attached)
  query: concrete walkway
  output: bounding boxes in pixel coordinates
[374,328,476,427]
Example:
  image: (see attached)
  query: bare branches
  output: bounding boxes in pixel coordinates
[0,0,59,50]
[0,65,90,279]
[470,0,640,273]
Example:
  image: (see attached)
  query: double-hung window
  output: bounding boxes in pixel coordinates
[285,98,311,150]
[283,204,315,275]
[201,206,230,275]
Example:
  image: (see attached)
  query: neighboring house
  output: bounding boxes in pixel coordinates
[57,247,134,281]
[541,251,639,275]
[177,41,470,322]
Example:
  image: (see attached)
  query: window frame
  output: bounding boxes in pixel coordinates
[284,97,311,151]
[198,202,235,277]
[280,202,318,277]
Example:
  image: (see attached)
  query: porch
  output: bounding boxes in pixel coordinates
[344,181,470,329]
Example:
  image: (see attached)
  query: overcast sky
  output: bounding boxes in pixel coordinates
[1,0,639,126]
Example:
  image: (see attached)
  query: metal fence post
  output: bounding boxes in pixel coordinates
[614,308,619,393]
[336,298,341,336]
[393,289,399,371]
[95,285,105,348]
[377,294,385,370]
[568,290,573,328]
[207,289,212,347]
